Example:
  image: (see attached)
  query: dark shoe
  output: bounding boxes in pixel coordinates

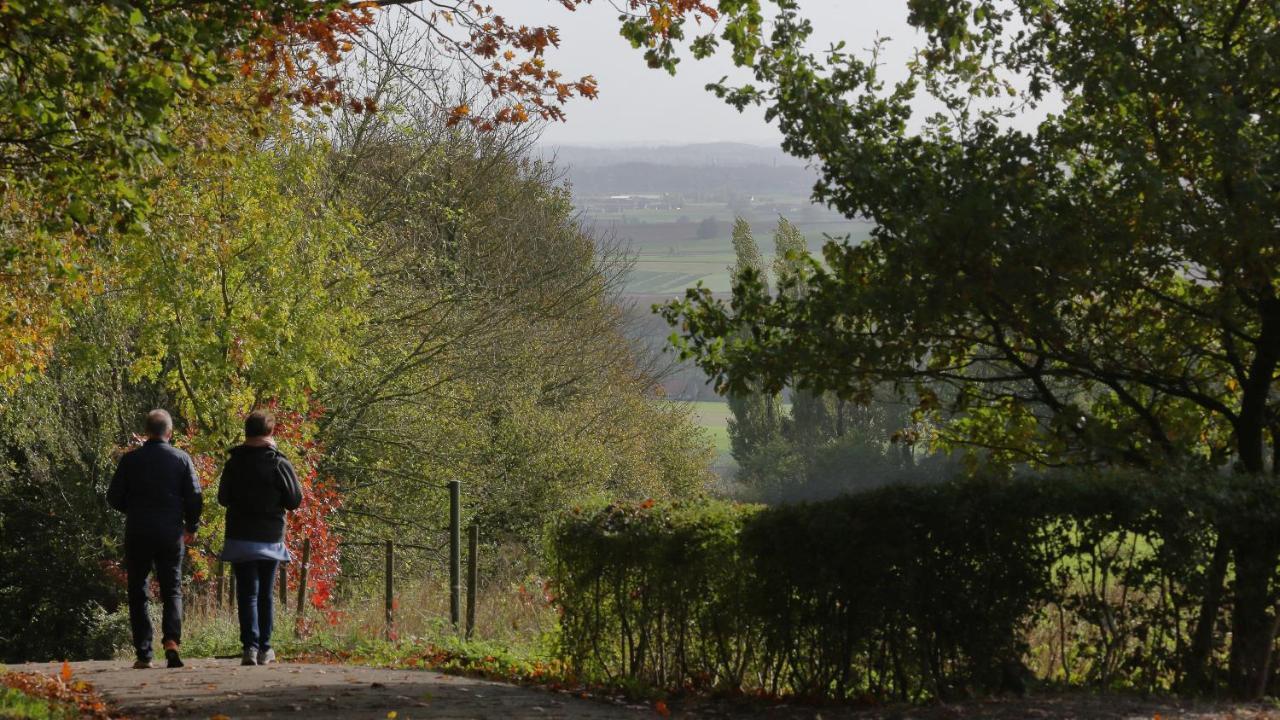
[163,639,183,668]
[241,647,259,666]
[133,658,154,669]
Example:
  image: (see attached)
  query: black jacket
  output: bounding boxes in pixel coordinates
[217,444,303,543]
[107,439,203,540]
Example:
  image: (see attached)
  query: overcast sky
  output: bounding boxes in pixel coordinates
[487,1,922,147]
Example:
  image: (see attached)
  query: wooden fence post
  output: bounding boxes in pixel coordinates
[449,479,461,628]
[466,523,478,639]
[385,540,395,641]
[278,559,288,610]
[295,538,311,627]
[215,561,224,611]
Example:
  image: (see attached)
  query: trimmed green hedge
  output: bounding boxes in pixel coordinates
[549,473,1279,700]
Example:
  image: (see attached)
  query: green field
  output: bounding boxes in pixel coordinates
[590,210,873,296]
[687,400,734,453]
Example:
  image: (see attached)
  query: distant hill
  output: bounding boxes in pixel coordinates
[541,142,808,169]
[566,161,819,197]
[541,142,820,198]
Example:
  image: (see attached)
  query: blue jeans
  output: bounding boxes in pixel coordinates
[233,560,278,651]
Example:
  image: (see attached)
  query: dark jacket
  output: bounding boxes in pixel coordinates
[107,439,203,540]
[217,444,303,544]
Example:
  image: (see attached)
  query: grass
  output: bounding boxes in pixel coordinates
[181,574,557,663]
[0,687,75,720]
[685,401,733,454]
[0,670,110,720]
[178,578,671,704]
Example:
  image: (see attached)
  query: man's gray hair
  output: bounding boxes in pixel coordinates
[145,409,173,438]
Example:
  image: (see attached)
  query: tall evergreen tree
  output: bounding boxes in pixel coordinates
[772,218,835,446]
[725,217,783,463]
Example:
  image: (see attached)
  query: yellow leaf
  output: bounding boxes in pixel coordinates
[387,713,398,719]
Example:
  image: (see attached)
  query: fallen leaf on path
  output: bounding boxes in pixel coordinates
[60,660,72,682]
[655,700,671,717]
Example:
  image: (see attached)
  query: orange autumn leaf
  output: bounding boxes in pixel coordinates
[655,700,671,717]
[59,661,71,683]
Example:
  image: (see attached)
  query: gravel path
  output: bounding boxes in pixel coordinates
[18,660,652,719]
[14,660,1280,720]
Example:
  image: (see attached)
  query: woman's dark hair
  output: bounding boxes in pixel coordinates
[245,410,275,439]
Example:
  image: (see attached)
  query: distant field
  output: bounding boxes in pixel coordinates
[684,400,737,475]
[617,218,873,295]
[686,400,734,452]
[585,201,873,294]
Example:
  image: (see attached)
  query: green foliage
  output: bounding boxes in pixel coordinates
[662,0,1280,477]
[118,95,366,449]
[651,4,1280,691]
[0,324,141,662]
[319,60,714,563]
[0,1,338,383]
[551,473,1278,700]
[550,500,761,691]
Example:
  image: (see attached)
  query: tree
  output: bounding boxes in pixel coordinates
[653,0,1280,698]
[314,39,712,553]
[118,92,367,450]
[0,0,735,387]
[0,0,361,387]
[696,216,723,240]
[724,217,782,467]
[771,217,834,446]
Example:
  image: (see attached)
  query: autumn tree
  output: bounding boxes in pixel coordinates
[649,0,1280,699]
[315,36,711,557]
[0,1,363,385]
[0,0,732,386]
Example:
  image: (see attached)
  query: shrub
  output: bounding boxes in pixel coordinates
[549,472,1268,700]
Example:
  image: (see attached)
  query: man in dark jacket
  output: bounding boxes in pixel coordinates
[218,410,303,665]
[107,409,203,669]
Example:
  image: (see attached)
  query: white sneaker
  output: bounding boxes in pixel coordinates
[257,647,276,665]
[241,647,259,666]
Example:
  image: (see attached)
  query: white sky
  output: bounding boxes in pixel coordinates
[488,1,921,146]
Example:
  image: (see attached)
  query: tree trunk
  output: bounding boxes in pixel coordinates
[1228,536,1279,699]
[1184,538,1229,693]
[1227,303,1279,699]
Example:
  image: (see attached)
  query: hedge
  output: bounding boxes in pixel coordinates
[548,472,1280,701]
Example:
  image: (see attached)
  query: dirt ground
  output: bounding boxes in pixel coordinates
[16,660,1280,720]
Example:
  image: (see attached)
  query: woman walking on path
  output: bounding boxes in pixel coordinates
[218,410,303,666]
